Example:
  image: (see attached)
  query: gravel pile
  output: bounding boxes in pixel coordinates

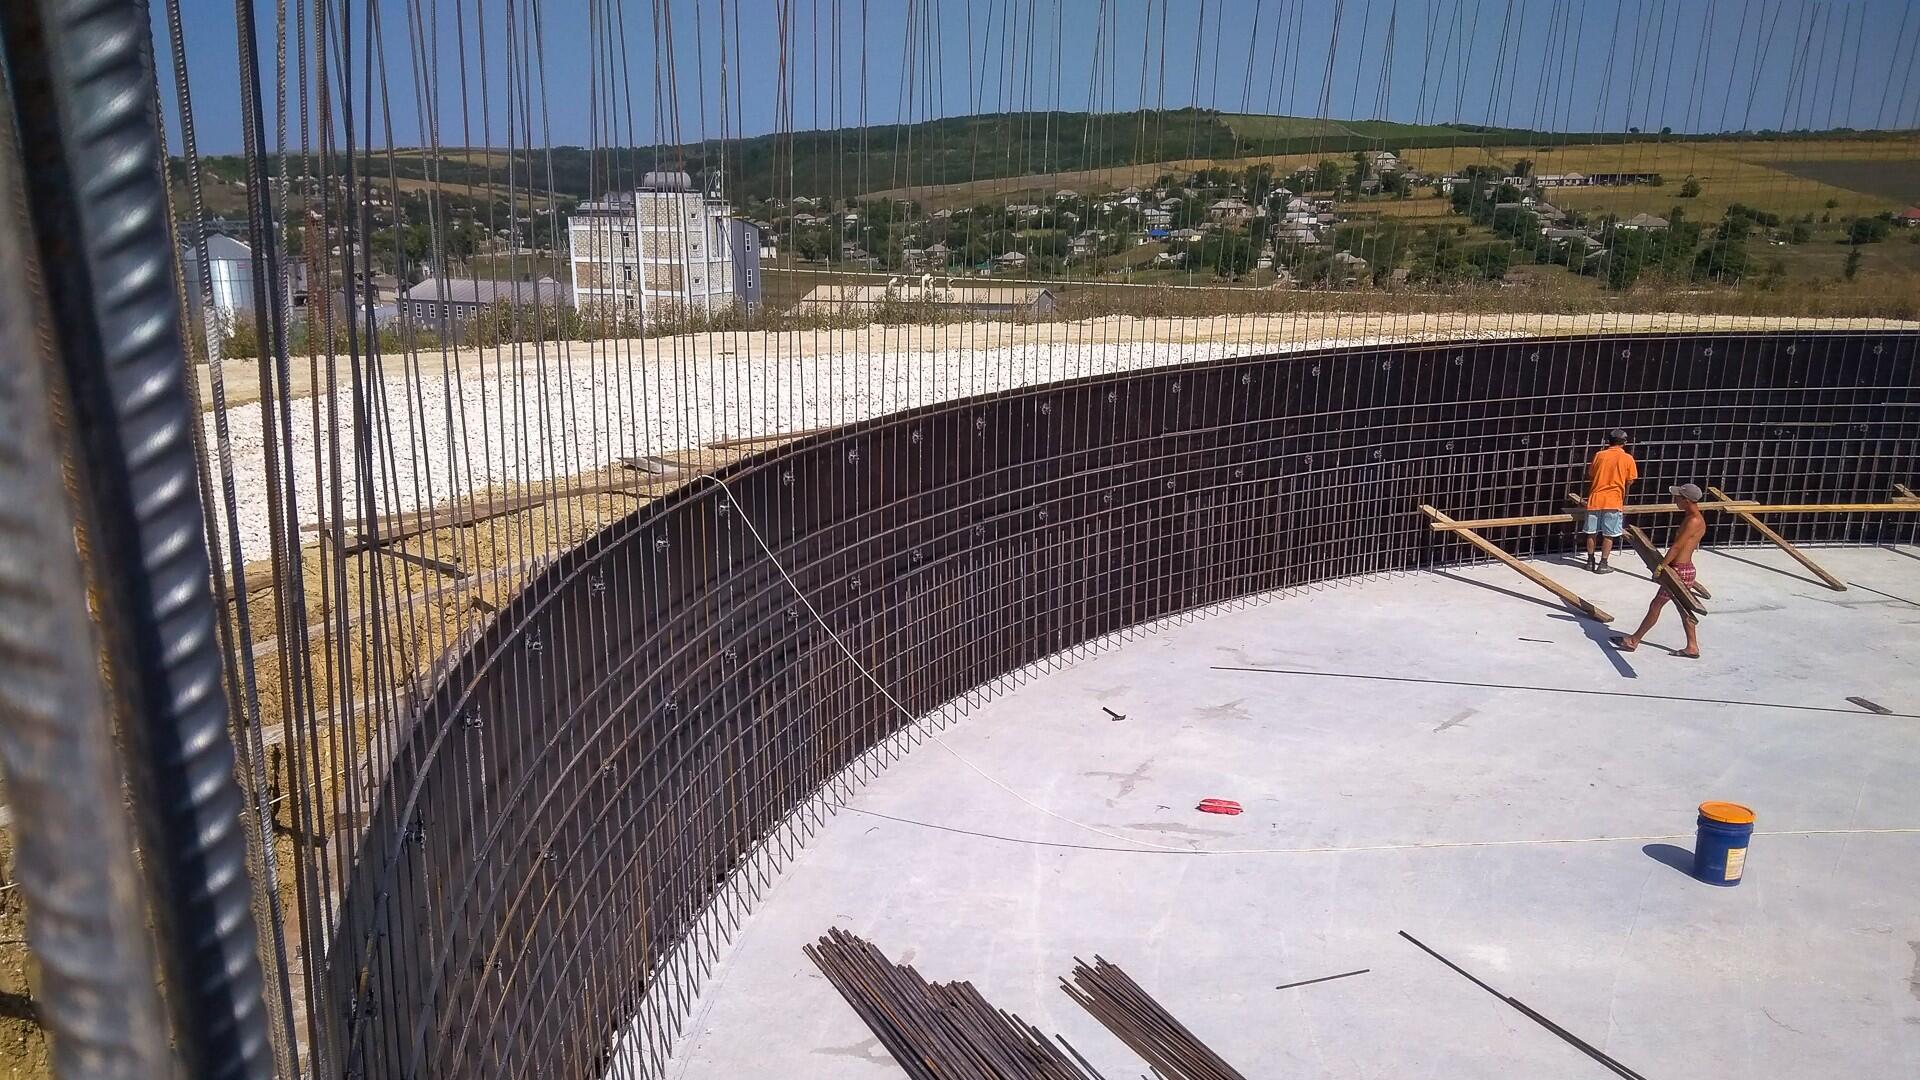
[202,331,1385,558]
[195,313,1901,559]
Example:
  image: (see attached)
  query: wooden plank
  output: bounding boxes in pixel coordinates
[1707,486,1846,591]
[237,554,540,662]
[1433,497,1754,532]
[706,424,831,450]
[1561,490,1754,513]
[1735,502,1920,515]
[1420,505,1614,623]
[301,477,653,544]
[363,544,468,580]
[1622,524,1707,621]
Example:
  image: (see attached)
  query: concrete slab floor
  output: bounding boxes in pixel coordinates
[663,545,1920,1080]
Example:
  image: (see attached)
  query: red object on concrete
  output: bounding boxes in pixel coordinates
[1196,798,1243,815]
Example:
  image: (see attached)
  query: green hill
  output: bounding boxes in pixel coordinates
[180,109,1916,211]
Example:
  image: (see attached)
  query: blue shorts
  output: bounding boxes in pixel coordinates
[1583,509,1624,537]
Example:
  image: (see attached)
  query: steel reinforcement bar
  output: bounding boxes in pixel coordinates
[323,330,1915,1079]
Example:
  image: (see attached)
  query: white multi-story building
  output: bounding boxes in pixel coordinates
[566,171,760,322]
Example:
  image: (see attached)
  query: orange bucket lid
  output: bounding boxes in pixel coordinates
[1699,801,1755,824]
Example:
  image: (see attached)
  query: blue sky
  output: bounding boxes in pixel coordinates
[160,0,1920,154]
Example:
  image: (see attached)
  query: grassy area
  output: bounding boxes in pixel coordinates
[460,252,568,281]
[1107,240,1171,268]
[865,150,1342,209]
[1217,114,1365,139]
[1401,137,1920,220]
[874,135,1920,219]
[760,262,905,310]
[1759,158,1920,205]
[1344,119,1476,140]
[1343,194,1458,219]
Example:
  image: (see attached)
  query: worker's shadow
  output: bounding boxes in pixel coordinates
[1546,611,1638,679]
[1430,570,1638,678]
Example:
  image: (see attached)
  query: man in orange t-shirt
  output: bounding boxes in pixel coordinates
[1582,429,1637,573]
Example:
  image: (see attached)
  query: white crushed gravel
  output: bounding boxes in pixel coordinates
[196,314,1905,559]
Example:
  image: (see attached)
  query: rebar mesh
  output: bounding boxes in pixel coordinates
[0,2,1916,1078]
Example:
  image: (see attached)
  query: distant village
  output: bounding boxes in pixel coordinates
[178,146,1920,346]
[757,150,1668,289]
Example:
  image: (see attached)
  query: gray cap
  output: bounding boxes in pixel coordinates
[1608,428,1629,444]
[1671,482,1704,503]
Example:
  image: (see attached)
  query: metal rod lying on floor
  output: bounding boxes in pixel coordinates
[1707,486,1846,591]
[806,927,1105,1079]
[1398,931,1652,1080]
[1062,956,1249,1080]
[1273,968,1370,991]
[1420,505,1615,624]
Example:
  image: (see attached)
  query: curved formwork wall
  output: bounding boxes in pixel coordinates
[327,331,1915,1078]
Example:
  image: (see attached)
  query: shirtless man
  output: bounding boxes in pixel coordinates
[1612,483,1706,659]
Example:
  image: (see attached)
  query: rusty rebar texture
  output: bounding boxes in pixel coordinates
[1062,956,1249,1080]
[806,928,1102,1079]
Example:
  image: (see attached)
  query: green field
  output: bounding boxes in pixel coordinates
[1217,114,1366,139]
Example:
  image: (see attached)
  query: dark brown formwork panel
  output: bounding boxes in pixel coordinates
[322,330,1916,1079]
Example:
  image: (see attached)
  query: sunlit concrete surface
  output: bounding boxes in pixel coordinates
[665,545,1920,1079]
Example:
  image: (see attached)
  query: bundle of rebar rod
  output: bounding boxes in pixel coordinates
[806,928,1102,1079]
[1061,957,1248,1080]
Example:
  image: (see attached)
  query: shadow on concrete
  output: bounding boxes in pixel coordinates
[1708,548,1824,589]
[1430,569,1570,617]
[1847,580,1920,608]
[1643,843,1696,880]
[1547,611,1638,679]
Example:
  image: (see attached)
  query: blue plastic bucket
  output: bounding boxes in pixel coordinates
[1692,801,1755,886]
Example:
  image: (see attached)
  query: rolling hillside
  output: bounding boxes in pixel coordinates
[176,108,1917,207]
